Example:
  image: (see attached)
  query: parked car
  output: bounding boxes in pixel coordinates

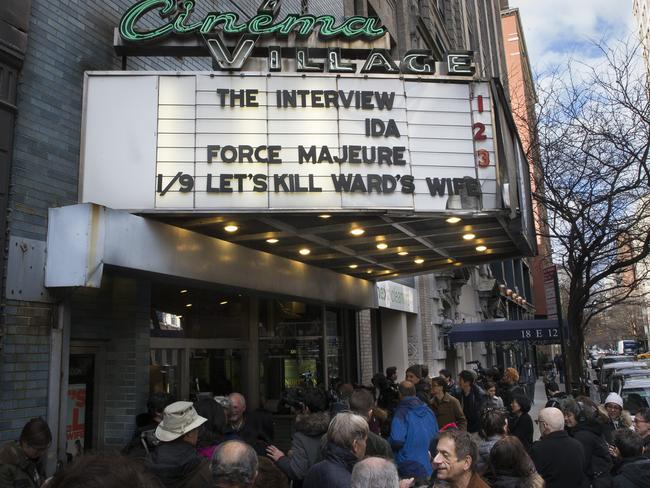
[594,355,631,374]
[597,361,650,401]
[609,369,650,395]
[621,378,650,414]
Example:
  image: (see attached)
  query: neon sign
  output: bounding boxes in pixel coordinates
[117,0,475,76]
[119,0,387,43]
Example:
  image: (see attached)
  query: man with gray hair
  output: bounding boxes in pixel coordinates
[351,457,414,488]
[211,440,259,488]
[530,407,587,488]
[227,393,273,454]
[304,412,368,488]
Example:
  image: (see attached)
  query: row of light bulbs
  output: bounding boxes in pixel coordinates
[221,214,488,268]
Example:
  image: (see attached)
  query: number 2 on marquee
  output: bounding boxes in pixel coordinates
[473,122,487,141]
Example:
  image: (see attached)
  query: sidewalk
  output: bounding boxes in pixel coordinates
[529,379,550,440]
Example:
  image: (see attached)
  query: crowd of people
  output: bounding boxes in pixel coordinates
[1,360,649,488]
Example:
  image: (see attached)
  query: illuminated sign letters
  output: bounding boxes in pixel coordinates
[119,0,387,43]
[118,0,475,75]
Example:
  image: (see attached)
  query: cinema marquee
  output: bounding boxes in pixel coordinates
[65,0,537,281]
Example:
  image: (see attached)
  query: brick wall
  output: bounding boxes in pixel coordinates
[70,275,150,449]
[0,301,51,442]
[416,275,434,372]
[357,309,373,386]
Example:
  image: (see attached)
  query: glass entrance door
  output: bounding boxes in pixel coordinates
[66,353,95,461]
[149,345,243,400]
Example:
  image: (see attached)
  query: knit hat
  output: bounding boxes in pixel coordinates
[155,401,207,442]
[604,392,624,409]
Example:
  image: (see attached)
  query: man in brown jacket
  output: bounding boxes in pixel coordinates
[433,430,489,488]
[430,377,467,431]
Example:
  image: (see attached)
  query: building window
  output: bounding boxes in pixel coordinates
[301,0,308,14]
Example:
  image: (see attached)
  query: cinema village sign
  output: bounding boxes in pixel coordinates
[118,0,475,75]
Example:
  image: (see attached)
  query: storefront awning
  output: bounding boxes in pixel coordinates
[448,319,560,343]
[45,203,376,308]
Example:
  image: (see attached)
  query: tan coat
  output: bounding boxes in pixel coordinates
[430,393,467,431]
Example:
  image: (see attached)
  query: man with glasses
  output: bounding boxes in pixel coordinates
[634,408,650,458]
[603,392,632,444]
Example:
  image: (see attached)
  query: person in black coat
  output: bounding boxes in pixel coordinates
[455,370,487,434]
[508,394,533,452]
[485,436,545,488]
[611,428,650,488]
[632,408,650,458]
[499,368,526,414]
[266,388,331,488]
[562,398,613,488]
[303,412,368,488]
[530,407,588,488]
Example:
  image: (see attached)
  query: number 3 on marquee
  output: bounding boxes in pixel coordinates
[477,149,490,168]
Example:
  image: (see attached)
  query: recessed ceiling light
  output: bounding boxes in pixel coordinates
[366,269,373,274]
[350,228,365,236]
[299,248,311,256]
[398,251,409,256]
[224,225,239,233]
[220,300,228,305]
[454,262,463,267]
[319,214,331,219]
[180,289,188,294]
[447,258,455,264]
[414,258,425,264]
[349,264,358,269]
[266,238,279,244]
[384,270,391,274]
[376,242,388,250]
[462,233,476,240]
[446,217,462,224]
[476,245,488,252]
[185,303,192,308]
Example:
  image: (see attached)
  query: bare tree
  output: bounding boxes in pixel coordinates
[529,39,650,388]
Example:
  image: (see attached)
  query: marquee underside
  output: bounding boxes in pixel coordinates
[152,211,524,280]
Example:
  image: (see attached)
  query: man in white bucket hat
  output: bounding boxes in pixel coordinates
[146,401,213,488]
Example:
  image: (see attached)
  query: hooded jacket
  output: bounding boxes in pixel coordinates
[388,396,439,478]
[485,472,544,488]
[568,420,613,484]
[0,441,45,488]
[276,411,329,484]
[601,408,633,444]
[477,435,503,474]
[613,457,650,488]
[145,438,212,488]
[302,442,358,488]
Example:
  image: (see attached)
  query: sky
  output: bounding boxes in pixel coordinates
[507,0,636,75]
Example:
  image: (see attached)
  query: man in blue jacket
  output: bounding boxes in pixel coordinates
[388,380,439,479]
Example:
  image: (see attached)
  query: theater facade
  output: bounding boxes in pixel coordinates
[0,0,534,469]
